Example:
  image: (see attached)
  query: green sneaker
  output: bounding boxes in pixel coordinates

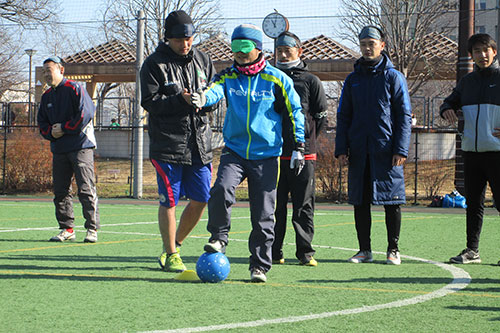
[165,252,186,272]
[158,247,180,269]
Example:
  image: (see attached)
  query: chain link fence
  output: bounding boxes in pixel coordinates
[1,97,494,205]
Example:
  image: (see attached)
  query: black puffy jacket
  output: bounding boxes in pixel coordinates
[140,43,217,164]
[279,61,328,157]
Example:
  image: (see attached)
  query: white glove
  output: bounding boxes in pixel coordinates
[191,88,207,109]
[290,150,305,175]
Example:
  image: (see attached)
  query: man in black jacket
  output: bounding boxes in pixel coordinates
[272,31,328,267]
[441,33,500,265]
[140,10,218,272]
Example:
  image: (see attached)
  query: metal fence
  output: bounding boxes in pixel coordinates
[0,99,494,205]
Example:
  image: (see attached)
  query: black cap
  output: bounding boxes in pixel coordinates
[164,10,195,40]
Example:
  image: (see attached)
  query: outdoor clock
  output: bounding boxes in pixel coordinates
[262,12,289,39]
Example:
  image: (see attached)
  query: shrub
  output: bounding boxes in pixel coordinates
[316,133,347,202]
[4,128,52,192]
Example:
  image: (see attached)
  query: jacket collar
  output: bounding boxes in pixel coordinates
[354,52,394,74]
[279,60,308,75]
[475,58,500,76]
[157,42,194,64]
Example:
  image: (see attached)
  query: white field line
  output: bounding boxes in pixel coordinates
[0,216,252,233]
[141,248,471,333]
[1,215,471,331]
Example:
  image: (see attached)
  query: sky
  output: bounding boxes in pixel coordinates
[19,0,344,77]
[52,0,343,55]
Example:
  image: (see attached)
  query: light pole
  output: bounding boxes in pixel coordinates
[24,49,36,125]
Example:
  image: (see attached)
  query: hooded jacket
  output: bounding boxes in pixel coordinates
[278,61,328,158]
[37,78,96,154]
[335,53,412,205]
[203,58,305,160]
[440,59,500,152]
[140,42,217,164]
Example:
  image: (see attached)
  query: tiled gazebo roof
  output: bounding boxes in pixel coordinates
[63,39,136,64]
[196,34,233,61]
[301,35,360,60]
[420,32,458,59]
[196,34,360,61]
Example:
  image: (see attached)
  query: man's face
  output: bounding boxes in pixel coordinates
[276,46,302,63]
[233,47,260,65]
[359,38,385,61]
[471,43,497,69]
[42,62,64,87]
[168,36,194,56]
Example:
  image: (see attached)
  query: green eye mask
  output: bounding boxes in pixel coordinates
[231,39,256,53]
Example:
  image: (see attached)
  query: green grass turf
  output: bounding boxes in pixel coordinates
[0,199,499,332]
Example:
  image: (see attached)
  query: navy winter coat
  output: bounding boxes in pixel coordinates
[37,78,97,154]
[335,54,412,205]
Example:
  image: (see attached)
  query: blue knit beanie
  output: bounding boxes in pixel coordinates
[231,24,263,50]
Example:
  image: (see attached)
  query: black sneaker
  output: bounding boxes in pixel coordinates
[204,240,226,253]
[449,248,481,264]
[250,267,267,283]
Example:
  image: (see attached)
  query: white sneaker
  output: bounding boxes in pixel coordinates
[348,250,373,263]
[204,240,226,253]
[250,267,267,283]
[84,229,98,243]
[49,229,76,242]
[386,249,401,265]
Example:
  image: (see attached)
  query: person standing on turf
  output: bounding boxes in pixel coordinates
[188,24,305,283]
[37,56,100,243]
[440,33,500,265]
[272,31,328,267]
[140,10,218,272]
[335,26,412,265]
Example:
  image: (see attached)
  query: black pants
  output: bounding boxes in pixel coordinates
[464,151,500,251]
[273,160,315,262]
[353,158,400,252]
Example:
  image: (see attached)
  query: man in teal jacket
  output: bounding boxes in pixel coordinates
[190,24,305,283]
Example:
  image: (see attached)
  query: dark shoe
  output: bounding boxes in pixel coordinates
[348,250,373,263]
[299,257,318,266]
[272,258,285,264]
[449,248,481,264]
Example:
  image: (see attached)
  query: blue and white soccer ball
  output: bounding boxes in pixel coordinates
[196,252,230,283]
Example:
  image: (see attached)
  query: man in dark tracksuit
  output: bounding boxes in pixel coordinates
[140,10,218,272]
[441,33,500,265]
[37,56,99,243]
[272,31,328,267]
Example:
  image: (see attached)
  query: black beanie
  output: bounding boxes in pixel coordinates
[164,10,195,40]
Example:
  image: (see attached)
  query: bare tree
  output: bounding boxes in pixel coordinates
[337,0,457,95]
[0,0,58,99]
[0,0,56,25]
[102,0,223,55]
[90,0,223,108]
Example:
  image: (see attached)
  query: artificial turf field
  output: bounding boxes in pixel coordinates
[0,198,499,332]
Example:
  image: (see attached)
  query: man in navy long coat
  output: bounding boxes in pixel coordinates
[335,26,412,265]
